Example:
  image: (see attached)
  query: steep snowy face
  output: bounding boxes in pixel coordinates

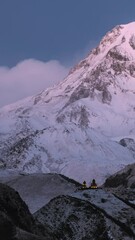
[66,22,135,104]
[0,22,135,184]
[93,22,135,57]
[28,22,135,123]
[51,22,135,138]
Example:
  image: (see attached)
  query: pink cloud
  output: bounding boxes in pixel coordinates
[0,59,69,108]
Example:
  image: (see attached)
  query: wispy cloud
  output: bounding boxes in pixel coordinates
[65,40,99,67]
[73,40,98,63]
[0,40,99,108]
[0,59,69,108]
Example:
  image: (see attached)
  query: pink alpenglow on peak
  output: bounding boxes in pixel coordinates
[0,22,135,184]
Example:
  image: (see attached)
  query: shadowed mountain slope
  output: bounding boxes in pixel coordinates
[0,182,57,240]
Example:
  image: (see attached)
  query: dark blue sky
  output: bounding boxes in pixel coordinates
[0,0,135,67]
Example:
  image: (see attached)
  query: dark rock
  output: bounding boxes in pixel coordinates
[69,84,90,103]
[104,169,132,188]
[0,183,57,240]
[108,47,129,61]
[119,138,135,152]
[34,195,110,240]
[0,211,16,240]
[129,35,135,49]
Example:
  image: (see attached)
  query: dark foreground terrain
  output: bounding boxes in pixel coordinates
[0,169,135,240]
[0,182,57,240]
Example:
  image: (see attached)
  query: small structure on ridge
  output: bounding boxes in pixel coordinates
[82,181,87,189]
[90,179,97,189]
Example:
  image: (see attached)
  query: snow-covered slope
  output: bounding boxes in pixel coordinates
[0,22,135,184]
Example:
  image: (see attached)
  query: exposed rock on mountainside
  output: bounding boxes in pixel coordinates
[104,163,135,189]
[104,163,135,205]
[0,22,135,183]
[119,138,135,157]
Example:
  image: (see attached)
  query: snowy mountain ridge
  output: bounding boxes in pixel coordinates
[0,22,135,184]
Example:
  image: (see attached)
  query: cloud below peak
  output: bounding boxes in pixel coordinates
[0,59,69,108]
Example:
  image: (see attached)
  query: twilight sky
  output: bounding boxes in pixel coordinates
[0,0,135,107]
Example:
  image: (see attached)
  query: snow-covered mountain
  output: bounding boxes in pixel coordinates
[1,22,135,184]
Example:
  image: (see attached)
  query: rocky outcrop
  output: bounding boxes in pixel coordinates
[103,163,135,206]
[34,190,135,240]
[0,183,57,240]
[34,195,110,240]
[104,163,135,189]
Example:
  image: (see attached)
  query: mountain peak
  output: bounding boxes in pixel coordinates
[121,21,135,31]
[0,22,135,184]
[69,22,135,78]
[92,21,135,58]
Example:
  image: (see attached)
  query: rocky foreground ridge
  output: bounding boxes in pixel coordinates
[0,182,57,240]
[0,169,135,240]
